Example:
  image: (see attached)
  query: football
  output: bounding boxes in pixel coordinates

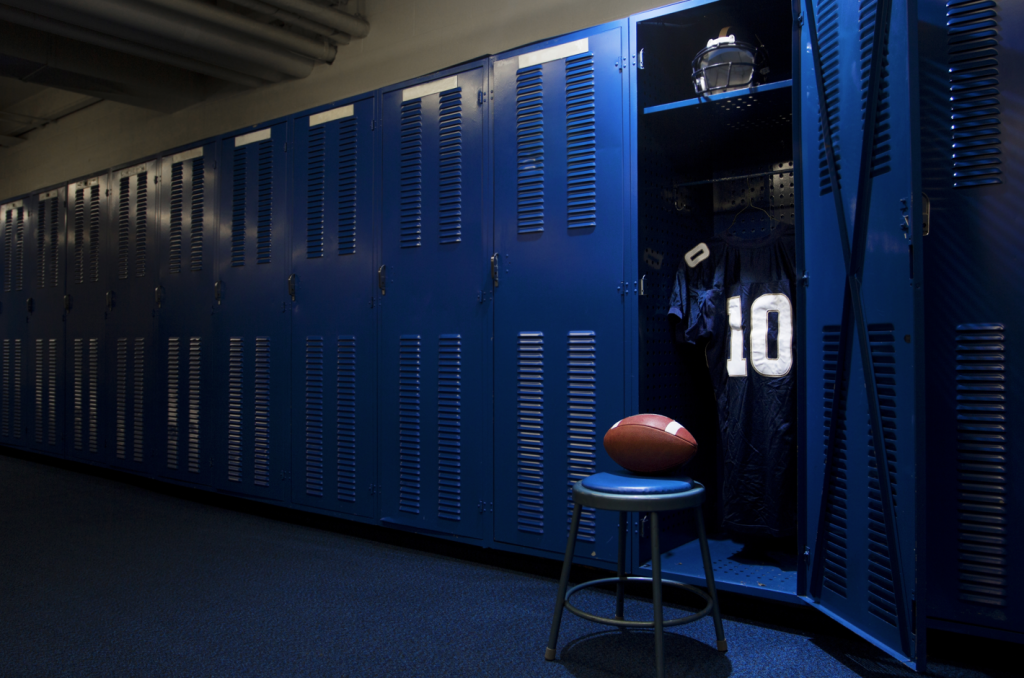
[602,414,698,474]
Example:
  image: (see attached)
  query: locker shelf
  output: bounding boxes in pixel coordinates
[643,79,792,115]
[641,536,800,604]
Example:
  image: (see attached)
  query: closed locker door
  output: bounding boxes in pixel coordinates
[1,198,30,448]
[212,124,291,502]
[291,97,377,517]
[104,162,159,473]
[65,175,108,464]
[798,0,925,667]
[492,26,627,561]
[157,145,217,485]
[25,189,67,457]
[379,65,491,538]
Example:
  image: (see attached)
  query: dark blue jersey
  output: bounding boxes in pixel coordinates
[669,225,797,537]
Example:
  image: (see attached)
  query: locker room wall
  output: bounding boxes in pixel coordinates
[0,0,671,202]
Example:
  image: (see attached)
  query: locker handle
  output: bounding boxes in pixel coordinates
[106,291,115,310]
[287,274,297,302]
[490,253,500,288]
[214,281,223,305]
[26,298,34,313]
[64,294,72,311]
[154,286,165,308]
[378,265,386,295]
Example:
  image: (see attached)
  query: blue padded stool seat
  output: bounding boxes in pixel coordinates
[545,472,727,678]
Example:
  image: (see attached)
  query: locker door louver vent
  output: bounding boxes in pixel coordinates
[2,208,11,292]
[190,158,204,272]
[517,65,545,233]
[88,338,98,452]
[566,53,597,229]
[13,207,23,292]
[517,332,545,534]
[136,173,148,277]
[47,198,59,288]
[12,339,19,438]
[947,0,1003,187]
[72,338,83,449]
[133,338,144,462]
[398,335,422,513]
[89,185,100,283]
[254,337,271,486]
[567,331,597,542]
[169,162,184,274]
[438,334,462,521]
[256,141,273,265]
[167,337,180,469]
[73,188,85,284]
[118,177,131,279]
[116,338,127,458]
[954,322,1007,607]
[227,338,243,481]
[71,339,99,452]
[337,336,357,502]
[47,339,56,445]
[306,125,326,258]
[337,117,358,255]
[859,0,892,178]
[188,337,201,473]
[399,100,423,248]
[36,201,46,289]
[866,323,899,627]
[816,0,842,195]
[305,336,325,496]
[438,89,463,244]
[231,148,246,267]
[1,339,9,437]
[821,325,849,597]
[35,340,43,444]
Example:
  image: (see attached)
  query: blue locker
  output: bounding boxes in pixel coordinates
[378,63,491,538]
[65,174,109,465]
[103,160,160,473]
[798,0,925,667]
[492,25,628,562]
[918,0,1024,642]
[157,144,218,485]
[212,124,291,502]
[0,196,31,449]
[290,96,378,518]
[24,188,67,457]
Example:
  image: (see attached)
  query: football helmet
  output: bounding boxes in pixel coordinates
[691,28,767,96]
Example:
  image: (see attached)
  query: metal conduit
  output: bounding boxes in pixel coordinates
[226,0,351,46]
[258,0,369,38]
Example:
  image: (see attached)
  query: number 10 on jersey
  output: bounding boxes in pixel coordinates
[726,293,794,378]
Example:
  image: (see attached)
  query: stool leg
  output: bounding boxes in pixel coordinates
[650,511,664,678]
[615,511,627,621]
[695,505,727,652]
[545,502,583,661]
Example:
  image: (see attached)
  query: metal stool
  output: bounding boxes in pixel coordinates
[544,472,727,678]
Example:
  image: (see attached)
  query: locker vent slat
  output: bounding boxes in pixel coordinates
[12,339,19,439]
[169,162,184,274]
[48,339,56,445]
[89,185,100,283]
[254,337,271,486]
[231,147,246,267]
[188,337,201,473]
[1,339,9,437]
[337,336,357,502]
[337,117,358,255]
[567,331,597,542]
[821,325,849,597]
[566,53,597,229]
[88,338,98,452]
[399,100,423,248]
[256,140,273,265]
[398,335,422,513]
[227,338,243,481]
[305,336,325,496]
[516,65,545,233]
[73,188,85,284]
[438,334,462,520]
[135,173,148,277]
[955,322,1007,606]
[72,338,83,449]
[116,338,127,458]
[167,337,180,469]
[947,0,1003,187]
[13,207,23,291]
[866,323,899,627]
[118,177,131,279]
[35,340,43,444]
[36,201,46,289]
[438,88,463,244]
[190,158,205,272]
[133,338,144,462]
[47,198,59,288]
[517,332,545,534]
[859,0,892,178]
[306,125,326,258]
[817,0,842,195]
[3,207,11,292]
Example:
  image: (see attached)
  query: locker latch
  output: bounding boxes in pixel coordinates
[63,295,72,311]
[154,286,165,309]
[26,298,33,314]
[287,274,297,302]
[378,265,386,295]
[106,291,115,310]
[214,281,223,305]
[490,253,500,288]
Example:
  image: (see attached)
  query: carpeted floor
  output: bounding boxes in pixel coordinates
[0,451,1012,678]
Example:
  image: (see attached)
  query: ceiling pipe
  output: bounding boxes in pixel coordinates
[142,0,336,63]
[0,4,264,88]
[258,0,369,38]
[16,0,316,79]
[226,0,351,46]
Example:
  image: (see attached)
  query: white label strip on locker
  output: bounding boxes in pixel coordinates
[234,128,272,147]
[402,75,459,102]
[171,147,204,164]
[309,104,354,127]
[118,163,147,178]
[39,190,58,200]
[2,200,23,210]
[76,177,100,188]
[518,38,589,69]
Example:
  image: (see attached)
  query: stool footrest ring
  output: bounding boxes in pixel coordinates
[563,576,713,629]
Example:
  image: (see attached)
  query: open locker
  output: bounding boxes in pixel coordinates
[629,0,925,668]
